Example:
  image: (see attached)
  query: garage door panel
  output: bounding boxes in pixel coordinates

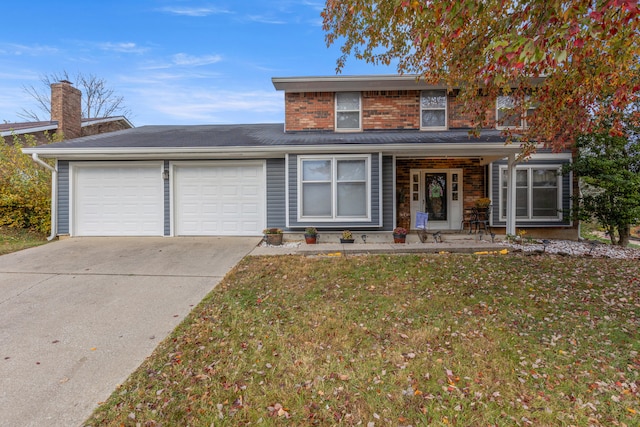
[74,164,164,236]
[174,163,264,236]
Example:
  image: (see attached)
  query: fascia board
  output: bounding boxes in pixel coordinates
[1,124,58,137]
[81,116,134,128]
[22,143,523,160]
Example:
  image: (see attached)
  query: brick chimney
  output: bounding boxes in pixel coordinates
[51,80,82,140]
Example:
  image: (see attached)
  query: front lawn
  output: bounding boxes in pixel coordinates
[87,253,639,426]
[0,226,47,256]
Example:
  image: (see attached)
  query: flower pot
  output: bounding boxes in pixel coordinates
[304,234,317,244]
[393,233,406,243]
[265,234,283,246]
[340,238,354,244]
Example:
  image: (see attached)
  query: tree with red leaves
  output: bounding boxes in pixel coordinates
[323,0,640,152]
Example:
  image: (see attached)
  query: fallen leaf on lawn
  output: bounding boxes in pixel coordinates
[267,403,290,418]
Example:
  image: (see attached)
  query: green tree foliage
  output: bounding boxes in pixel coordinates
[323,0,640,151]
[0,133,61,234]
[565,119,640,246]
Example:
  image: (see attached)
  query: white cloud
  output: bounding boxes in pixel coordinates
[136,53,223,71]
[129,84,284,124]
[172,53,223,67]
[246,15,287,25]
[158,6,232,17]
[98,42,148,54]
[0,43,59,56]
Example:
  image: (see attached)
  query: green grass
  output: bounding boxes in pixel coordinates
[86,253,640,426]
[0,226,48,255]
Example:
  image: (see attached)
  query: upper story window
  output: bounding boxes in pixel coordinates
[496,95,536,129]
[335,92,361,131]
[420,90,447,130]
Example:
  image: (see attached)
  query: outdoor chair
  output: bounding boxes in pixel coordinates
[460,208,476,233]
[471,205,492,234]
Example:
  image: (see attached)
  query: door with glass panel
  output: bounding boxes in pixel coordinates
[409,168,462,230]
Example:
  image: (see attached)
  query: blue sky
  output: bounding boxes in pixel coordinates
[0,1,394,126]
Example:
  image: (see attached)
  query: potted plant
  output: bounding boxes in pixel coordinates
[304,227,318,244]
[263,228,283,246]
[475,197,491,209]
[393,226,408,243]
[340,230,354,243]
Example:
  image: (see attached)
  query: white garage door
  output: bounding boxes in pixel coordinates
[73,163,164,236]
[174,162,265,236]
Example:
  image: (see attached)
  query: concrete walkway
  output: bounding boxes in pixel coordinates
[0,237,260,427]
[250,232,505,256]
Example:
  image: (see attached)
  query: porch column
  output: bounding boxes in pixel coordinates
[506,153,517,236]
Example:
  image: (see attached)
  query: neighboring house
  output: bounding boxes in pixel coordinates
[1,80,133,143]
[22,75,576,239]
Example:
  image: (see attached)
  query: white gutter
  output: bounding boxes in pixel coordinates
[30,153,58,241]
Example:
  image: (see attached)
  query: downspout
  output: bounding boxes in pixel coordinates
[30,153,58,241]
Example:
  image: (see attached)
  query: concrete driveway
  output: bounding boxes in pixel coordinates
[0,236,259,427]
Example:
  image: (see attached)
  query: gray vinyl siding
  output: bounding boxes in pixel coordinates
[57,160,70,234]
[287,153,382,229]
[382,155,394,231]
[490,158,572,227]
[266,158,287,229]
[164,160,170,236]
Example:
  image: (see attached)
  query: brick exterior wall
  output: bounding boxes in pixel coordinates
[362,91,420,130]
[284,92,334,131]
[395,158,487,230]
[448,94,495,129]
[284,89,498,131]
[51,81,82,139]
[81,119,132,137]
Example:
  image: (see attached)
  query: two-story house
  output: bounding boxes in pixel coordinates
[23,75,576,240]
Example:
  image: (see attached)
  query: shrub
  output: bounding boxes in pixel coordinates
[0,133,59,233]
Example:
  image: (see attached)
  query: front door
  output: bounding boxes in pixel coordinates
[410,168,462,230]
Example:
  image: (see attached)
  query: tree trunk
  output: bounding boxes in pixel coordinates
[607,225,617,245]
[617,223,631,247]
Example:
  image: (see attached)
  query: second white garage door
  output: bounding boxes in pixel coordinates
[173,162,265,236]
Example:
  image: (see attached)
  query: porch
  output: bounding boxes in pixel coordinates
[392,152,523,238]
[395,157,497,233]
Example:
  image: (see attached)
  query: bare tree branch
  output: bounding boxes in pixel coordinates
[17,70,131,121]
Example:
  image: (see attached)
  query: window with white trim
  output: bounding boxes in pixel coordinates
[500,166,562,221]
[335,92,361,131]
[496,95,536,129]
[420,90,447,129]
[299,155,370,221]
